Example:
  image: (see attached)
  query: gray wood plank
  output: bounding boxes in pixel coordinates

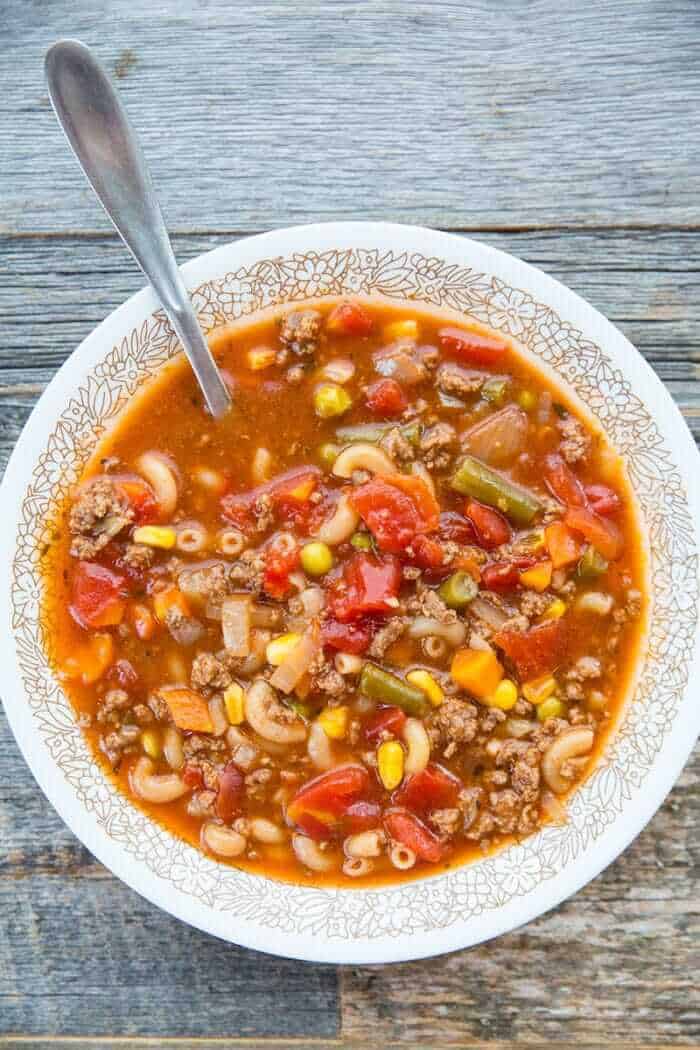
[0,716,338,1040]
[2,228,700,482]
[2,0,700,233]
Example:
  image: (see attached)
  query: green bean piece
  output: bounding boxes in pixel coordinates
[577,544,609,579]
[335,421,421,447]
[359,663,429,717]
[482,377,509,404]
[438,571,478,609]
[450,454,542,525]
[288,700,315,722]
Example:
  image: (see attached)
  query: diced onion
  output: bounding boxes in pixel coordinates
[470,595,509,629]
[373,347,425,385]
[462,405,529,467]
[221,595,252,657]
[318,358,356,384]
[270,626,320,694]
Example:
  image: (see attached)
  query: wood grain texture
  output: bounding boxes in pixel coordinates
[3,0,700,233]
[2,0,699,1044]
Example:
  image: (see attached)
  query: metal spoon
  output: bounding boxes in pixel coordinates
[44,39,231,418]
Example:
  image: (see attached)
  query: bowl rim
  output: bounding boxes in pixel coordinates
[1,221,699,964]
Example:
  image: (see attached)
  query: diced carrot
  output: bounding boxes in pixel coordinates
[545,522,583,569]
[153,587,191,623]
[158,688,214,733]
[61,633,114,685]
[564,506,623,561]
[130,603,156,640]
[450,648,503,698]
[520,560,553,592]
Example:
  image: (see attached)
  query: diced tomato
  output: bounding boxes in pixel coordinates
[287,764,371,835]
[365,378,408,418]
[350,475,439,553]
[216,762,245,823]
[438,326,507,368]
[564,506,623,561]
[294,812,334,841]
[108,659,139,690]
[183,765,205,790]
[392,763,462,813]
[321,617,373,654]
[543,453,587,508]
[481,557,536,592]
[327,552,401,622]
[437,510,477,546]
[326,301,374,337]
[585,484,621,516]
[545,521,583,569]
[69,562,127,629]
[363,705,407,743]
[263,534,301,599]
[384,808,444,863]
[112,475,159,525]
[344,800,383,833]
[494,619,570,680]
[465,499,511,549]
[221,466,321,530]
[409,534,446,572]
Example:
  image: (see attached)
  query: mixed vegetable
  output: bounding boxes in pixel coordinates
[45,299,643,885]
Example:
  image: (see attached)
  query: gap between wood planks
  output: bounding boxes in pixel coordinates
[4,223,700,239]
[1,1041,697,1050]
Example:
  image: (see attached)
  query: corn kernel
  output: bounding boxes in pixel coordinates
[522,674,557,704]
[132,525,177,550]
[406,669,444,707]
[313,383,352,419]
[486,679,518,710]
[247,347,276,371]
[318,705,349,740]
[542,598,567,620]
[384,319,419,342]
[223,683,245,725]
[266,632,302,666]
[537,696,566,721]
[141,729,162,759]
[519,560,552,592]
[377,740,405,790]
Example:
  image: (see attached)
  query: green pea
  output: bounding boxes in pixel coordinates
[318,442,340,469]
[300,541,334,576]
[517,389,536,412]
[438,571,478,609]
[350,532,373,551]
[537,697,566,721]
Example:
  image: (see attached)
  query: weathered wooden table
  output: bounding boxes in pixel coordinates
[2,2,698,1046]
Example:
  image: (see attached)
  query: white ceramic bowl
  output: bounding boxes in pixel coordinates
[1,223,699,964]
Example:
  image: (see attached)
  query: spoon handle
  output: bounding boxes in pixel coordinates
[45,39,231,418]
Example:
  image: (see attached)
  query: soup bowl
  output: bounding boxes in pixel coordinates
[1,222,699,963]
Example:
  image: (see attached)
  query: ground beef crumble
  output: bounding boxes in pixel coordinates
[68,477,134,558]
[278,310,322,357]
[428,697,479,758]
[557,414,591,464]
[419,422,456,470]
[367,617,406,658]
[436,363,485,399]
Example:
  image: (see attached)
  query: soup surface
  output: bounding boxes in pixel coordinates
[43,299,645,886]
